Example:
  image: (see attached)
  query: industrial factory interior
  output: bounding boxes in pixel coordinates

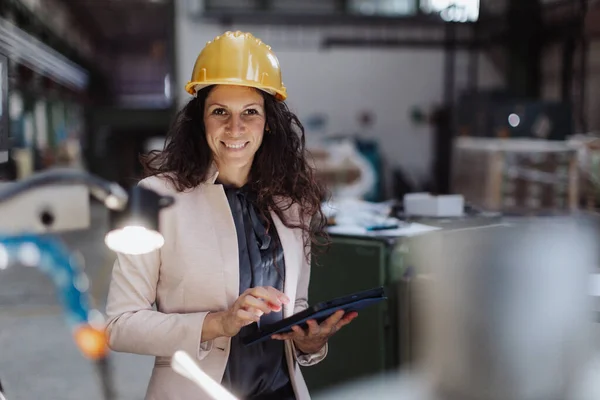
[2,0,600,399]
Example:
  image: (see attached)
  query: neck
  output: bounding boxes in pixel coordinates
[215,161,252,188]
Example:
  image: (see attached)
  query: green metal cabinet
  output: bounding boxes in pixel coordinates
[302,235,403,394]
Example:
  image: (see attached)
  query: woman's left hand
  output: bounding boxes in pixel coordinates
[271,310,358,354]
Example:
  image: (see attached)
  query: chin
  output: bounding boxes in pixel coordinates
[221,152,255,165]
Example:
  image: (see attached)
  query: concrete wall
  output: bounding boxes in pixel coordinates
[174,0,504,188]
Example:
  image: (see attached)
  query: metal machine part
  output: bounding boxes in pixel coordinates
[0,235,101,333]
[0,168,128,235]
[0,183,91,233]
[416,219,598,400]
[315,217,600,400]
[0,169,145,400]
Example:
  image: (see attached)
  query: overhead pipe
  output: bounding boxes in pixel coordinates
[0,18,89,91]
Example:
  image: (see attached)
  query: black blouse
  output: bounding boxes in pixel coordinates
[219,183,296,400]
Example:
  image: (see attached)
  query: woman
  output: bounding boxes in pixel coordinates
[104,31,357,400]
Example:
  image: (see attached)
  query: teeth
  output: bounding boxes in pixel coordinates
[225,143,246,149]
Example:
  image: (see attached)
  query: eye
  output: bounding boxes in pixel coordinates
[244,108,259,115]
[212,108,227,116]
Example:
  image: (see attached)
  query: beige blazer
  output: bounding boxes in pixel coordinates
[104,169,327,400]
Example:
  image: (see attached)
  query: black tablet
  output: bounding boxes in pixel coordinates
[242,286,387,346]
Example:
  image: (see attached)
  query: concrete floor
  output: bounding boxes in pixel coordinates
[0,204,153,400]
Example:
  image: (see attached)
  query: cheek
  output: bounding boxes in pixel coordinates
[203,121,221,157]
[249,120,265,144]
[254,130,265,146]
[204,120,220,142]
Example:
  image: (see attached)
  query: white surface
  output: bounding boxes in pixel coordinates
[0,184,90,234]
[404,193,464,217]
[327,222,441,237]
[591,274,600,297]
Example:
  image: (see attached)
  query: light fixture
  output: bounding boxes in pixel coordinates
[0,168,174,255]
[106,185,174,255]
[508,113,521,127]
[171,351,239,400]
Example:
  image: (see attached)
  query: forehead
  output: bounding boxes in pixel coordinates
[206,85,264,106]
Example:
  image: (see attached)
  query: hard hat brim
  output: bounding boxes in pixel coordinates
[185,81,287,101]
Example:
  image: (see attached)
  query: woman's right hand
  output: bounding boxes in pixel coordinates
[219,286,290,337]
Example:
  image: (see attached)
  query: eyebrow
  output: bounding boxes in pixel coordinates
[207,102,263,109]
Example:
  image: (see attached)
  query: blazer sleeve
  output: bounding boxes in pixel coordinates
[104,177,214,360]
[290,221,328,366]
[104,250,214,360]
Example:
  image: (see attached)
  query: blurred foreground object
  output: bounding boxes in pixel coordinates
[171,351,239,400]
[0,168,174,399]
[451,138,579,214]
[317,217,600,399]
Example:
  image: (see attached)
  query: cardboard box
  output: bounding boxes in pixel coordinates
[404,193,464,217]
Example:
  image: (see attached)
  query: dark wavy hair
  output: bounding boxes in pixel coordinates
[140,85,329,258]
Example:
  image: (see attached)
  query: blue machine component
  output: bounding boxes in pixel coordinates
[0,234,115,399]
[0,170,139,399]
[0,234,92,331]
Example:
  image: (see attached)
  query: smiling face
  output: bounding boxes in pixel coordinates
[203,85,267,184]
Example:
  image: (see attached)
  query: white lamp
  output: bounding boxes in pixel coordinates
[105,185,173,255]
[171,351,239,400]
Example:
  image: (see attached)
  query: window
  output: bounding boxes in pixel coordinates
[349,0,417,16]
[421,0,480,22]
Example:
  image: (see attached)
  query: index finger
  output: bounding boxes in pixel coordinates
[248,287,289,307]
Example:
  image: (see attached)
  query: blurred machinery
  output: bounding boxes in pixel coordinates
[0,168,173,399]
[451,137,580,214]
[316,218,600,399]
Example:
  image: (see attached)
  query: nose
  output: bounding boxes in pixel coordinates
[226,114,245,137]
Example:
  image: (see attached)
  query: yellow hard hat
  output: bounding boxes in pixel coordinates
[185,31,287,101]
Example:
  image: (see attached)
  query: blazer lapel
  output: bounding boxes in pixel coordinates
[203,183,240,308]
[201,162,299,314]
[271,210,299,318]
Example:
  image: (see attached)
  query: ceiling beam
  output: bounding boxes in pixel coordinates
[197,10,447,27]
